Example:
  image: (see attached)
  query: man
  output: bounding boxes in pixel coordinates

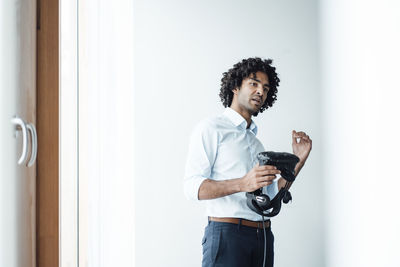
[184,57,312,267]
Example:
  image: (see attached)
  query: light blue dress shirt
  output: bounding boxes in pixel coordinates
[184,107,279,221]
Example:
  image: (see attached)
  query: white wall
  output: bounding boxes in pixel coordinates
[320,1,400,266]
[134,0,322,266]
[78,0,135,266]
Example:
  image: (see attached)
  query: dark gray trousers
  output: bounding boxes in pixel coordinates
[202,220,274,267]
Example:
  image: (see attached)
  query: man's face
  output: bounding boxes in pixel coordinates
[232,71,270,116]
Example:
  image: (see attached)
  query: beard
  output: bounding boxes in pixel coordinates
[246,104,261,117]
[248,100,263,116]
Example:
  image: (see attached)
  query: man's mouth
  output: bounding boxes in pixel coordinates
[251,98,262,106]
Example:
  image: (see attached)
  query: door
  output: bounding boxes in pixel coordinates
[0,0,37,266]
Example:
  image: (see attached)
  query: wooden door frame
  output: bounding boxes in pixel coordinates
[37,0,79,266]
[36,0,59,266]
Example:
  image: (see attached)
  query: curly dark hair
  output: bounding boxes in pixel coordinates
[219,57,280,114]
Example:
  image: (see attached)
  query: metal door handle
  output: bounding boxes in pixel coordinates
[26,123,37,167]
[11,116,29,165]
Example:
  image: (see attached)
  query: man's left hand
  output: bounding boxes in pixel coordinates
[292,130,312,164]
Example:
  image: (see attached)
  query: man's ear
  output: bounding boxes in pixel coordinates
[232,87,239,95]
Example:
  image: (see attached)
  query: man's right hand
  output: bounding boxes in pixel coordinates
[197,163,281,200]
[240,163,281,192]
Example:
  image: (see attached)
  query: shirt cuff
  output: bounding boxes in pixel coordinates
[183,176,208,202]
[266,179,279,199]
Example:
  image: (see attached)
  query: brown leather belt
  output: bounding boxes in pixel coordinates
[209,217,270,229]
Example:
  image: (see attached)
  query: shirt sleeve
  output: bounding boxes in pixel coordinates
[265,179,279,199]
[183,120,218,202]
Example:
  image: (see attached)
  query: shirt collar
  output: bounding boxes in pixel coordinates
[223,107,258,135]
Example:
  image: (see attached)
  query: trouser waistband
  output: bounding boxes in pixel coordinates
[208,217,271,229]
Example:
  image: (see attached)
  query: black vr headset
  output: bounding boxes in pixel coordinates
[246,151,299,217]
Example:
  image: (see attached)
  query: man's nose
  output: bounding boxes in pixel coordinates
[256,87,264,96]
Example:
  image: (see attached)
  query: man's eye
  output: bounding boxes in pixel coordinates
[252,82,257,86]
